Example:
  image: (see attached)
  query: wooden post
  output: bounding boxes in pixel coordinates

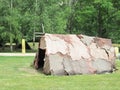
[115,47,119,55]
[22,39,26,54]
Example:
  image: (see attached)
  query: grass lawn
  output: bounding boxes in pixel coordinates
[0,56,120,90]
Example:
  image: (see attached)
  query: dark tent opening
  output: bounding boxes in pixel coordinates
[37,48,46,68]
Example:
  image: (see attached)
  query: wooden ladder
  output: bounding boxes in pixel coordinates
[33,24,45,49]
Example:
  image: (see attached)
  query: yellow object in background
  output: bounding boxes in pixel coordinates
[115,47,119,55]
[22,39,26,54]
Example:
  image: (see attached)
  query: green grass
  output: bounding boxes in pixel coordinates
[0,57,120,90]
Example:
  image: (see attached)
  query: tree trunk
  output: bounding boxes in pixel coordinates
[98,5,102,37]
[10,33,13,52]
[10,0,13,52]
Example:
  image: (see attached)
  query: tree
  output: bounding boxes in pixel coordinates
[66,0,120,44]
[1,0,120,51]
[0,0,12,50]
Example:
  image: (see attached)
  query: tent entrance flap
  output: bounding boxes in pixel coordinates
[38,48,45,68]
[34,48,45,69]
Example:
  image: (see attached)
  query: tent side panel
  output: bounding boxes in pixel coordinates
[44,54,66,75]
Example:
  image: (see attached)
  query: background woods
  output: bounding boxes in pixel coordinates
[0,0,120,50]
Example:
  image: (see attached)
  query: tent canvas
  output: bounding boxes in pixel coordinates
[33,34,116,75]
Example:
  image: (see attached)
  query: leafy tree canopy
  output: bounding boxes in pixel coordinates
[0,0,120,50]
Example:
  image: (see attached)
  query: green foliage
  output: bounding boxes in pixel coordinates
[1,0,120,48]
[67,0,120,41]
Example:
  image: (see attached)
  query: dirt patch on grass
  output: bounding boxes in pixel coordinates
[19,66,41,75]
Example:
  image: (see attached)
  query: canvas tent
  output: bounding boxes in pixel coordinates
[33,34,116,75]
